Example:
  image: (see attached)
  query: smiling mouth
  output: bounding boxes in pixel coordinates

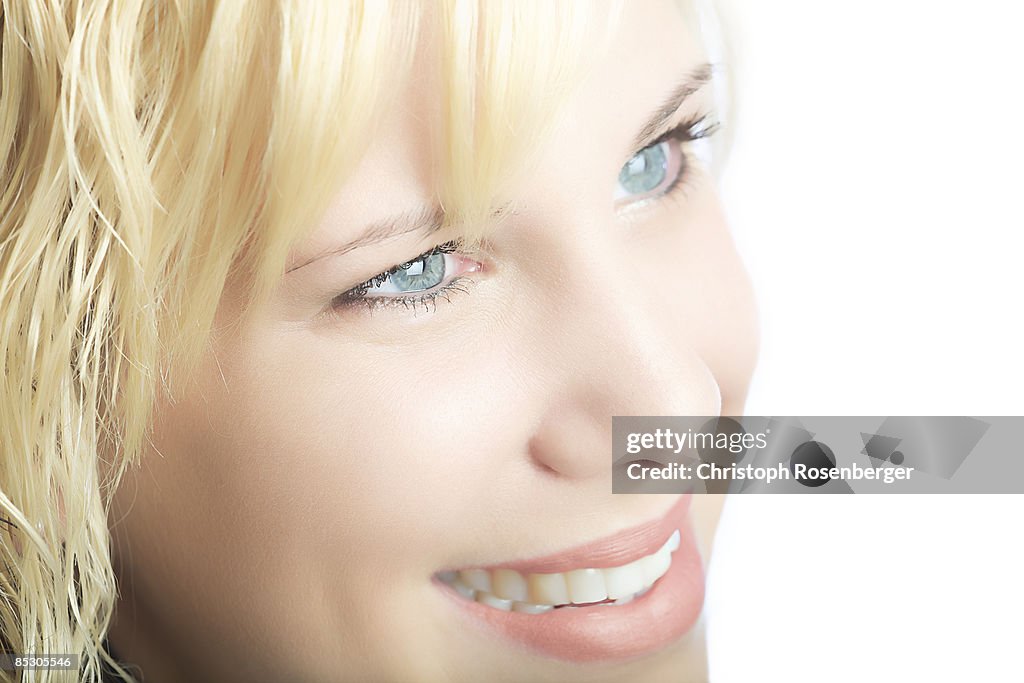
[436,528,681,614]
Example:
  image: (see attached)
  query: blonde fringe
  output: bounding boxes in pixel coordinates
[0,1,601,681]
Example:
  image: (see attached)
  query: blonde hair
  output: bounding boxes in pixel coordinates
[0,1,718,680]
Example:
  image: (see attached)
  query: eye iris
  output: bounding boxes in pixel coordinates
[618,142,668,195]
[390,252,445,293]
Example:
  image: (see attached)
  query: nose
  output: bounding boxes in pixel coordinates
[524,238,721,480]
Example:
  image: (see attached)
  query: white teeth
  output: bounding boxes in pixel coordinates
[474,591,556,614]
[566,568,607,604]
[603,558,648,600]
[528,572,570,605]
[451,579,475,600]
[459,569,491,593]
[492,569,528,602]
[476,592,513,611]
[512,601,554,614]
[639,547,672,585]
[440,527,683,614]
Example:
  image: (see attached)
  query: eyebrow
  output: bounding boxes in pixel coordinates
[631,62,714,150]
[286,62,714,275]
[286,205,447,273]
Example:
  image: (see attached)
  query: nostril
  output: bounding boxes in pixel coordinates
[525,405,611,480]
[528,452,561,476]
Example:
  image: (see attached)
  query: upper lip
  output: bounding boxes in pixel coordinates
[450,495,691,575]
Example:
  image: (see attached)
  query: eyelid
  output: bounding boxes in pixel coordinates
[344,240,462,297]
[642,113,719,153]
[614,112,719,206]
[613,112,718,195]
[327,240,484,320]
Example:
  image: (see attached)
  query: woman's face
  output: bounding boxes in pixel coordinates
[108,1,758,681]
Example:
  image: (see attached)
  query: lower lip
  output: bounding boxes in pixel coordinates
[436,520,705,663]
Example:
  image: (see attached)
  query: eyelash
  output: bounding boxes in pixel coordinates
[330,112,720,316]
[641,112,721,203]
[330,241,475,314]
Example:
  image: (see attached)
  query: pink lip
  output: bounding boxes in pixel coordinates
[437,494,704,662]
[482,494,692,574]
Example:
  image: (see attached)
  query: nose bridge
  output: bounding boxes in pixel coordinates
[525,238,721,480]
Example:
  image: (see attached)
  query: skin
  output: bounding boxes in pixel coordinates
[107,1,758,681]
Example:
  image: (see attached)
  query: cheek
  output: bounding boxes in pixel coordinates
[191,328,531,575]
[110,323,541,679]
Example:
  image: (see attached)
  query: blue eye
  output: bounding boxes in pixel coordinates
[333,240,481,314]
[613,137,686,204]
[613,114,720,204]
[384,252,446,293]
[618,141,670,196]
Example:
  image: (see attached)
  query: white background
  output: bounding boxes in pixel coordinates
[710,1,1024,681]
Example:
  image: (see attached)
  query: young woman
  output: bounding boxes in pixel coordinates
[0,1,757,680]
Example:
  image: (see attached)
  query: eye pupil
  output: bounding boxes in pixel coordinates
[618,142,668,195]
[390,252,445,293]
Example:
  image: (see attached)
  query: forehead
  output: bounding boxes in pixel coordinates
[302,0,705,251]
